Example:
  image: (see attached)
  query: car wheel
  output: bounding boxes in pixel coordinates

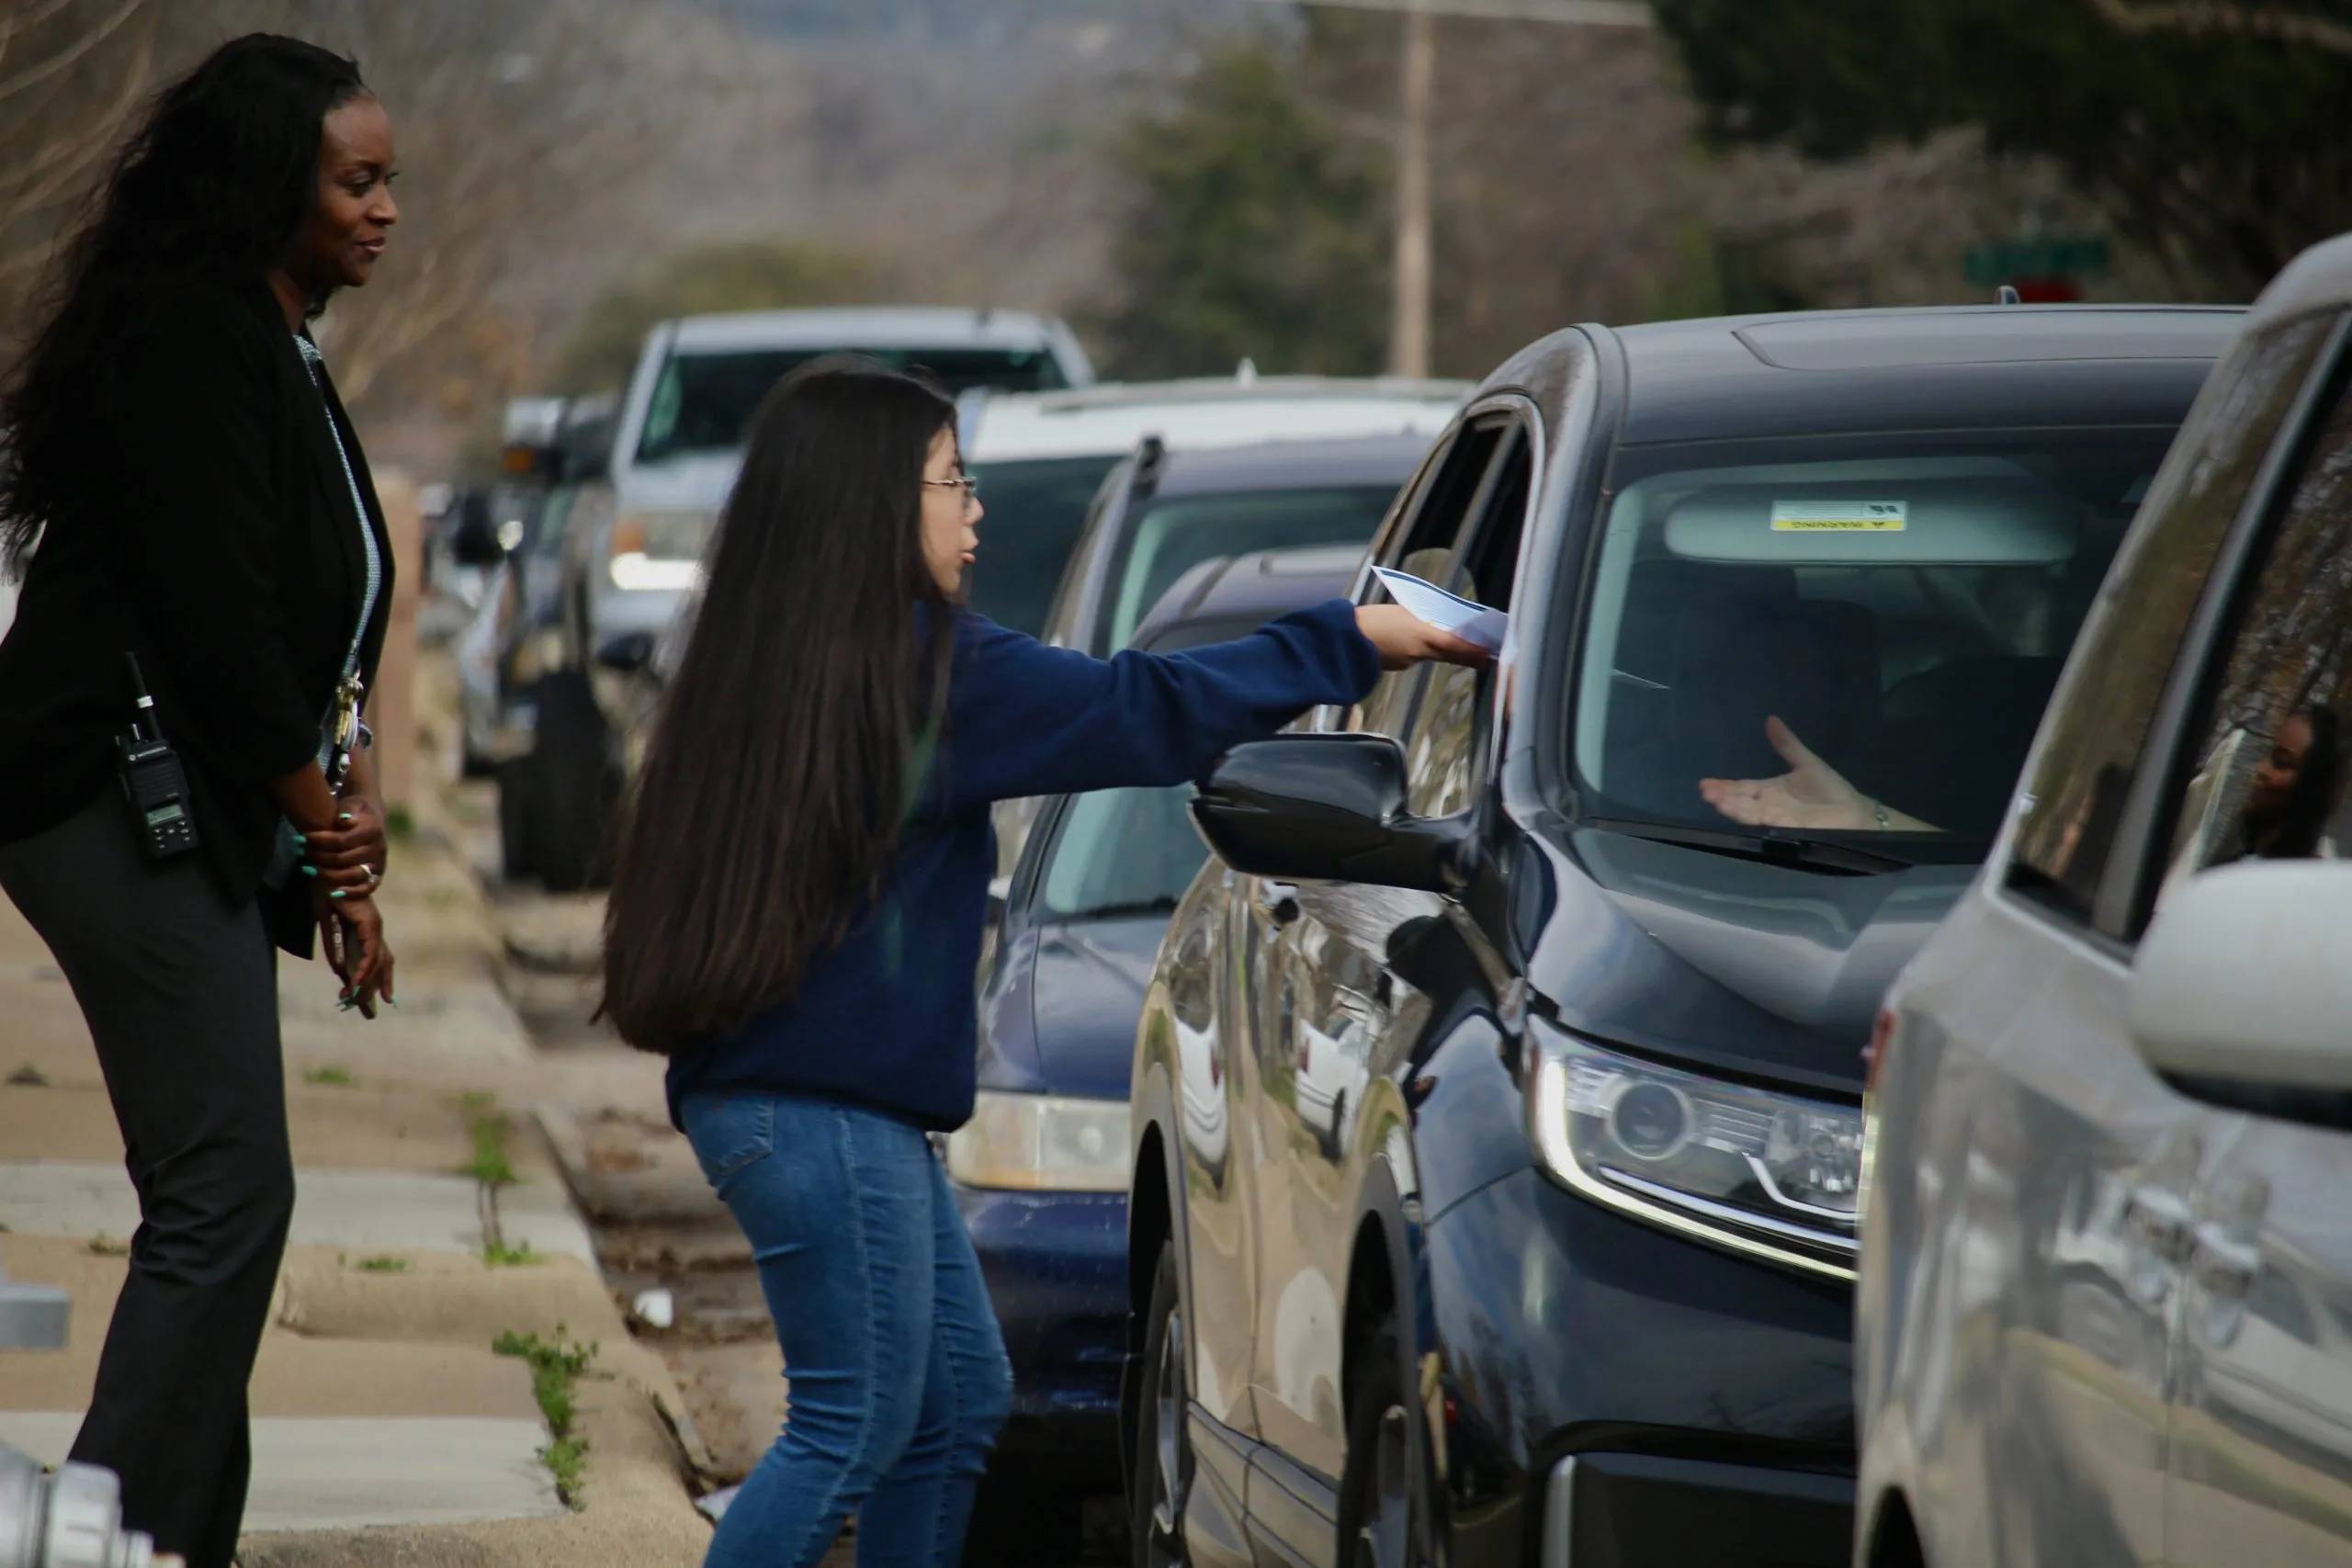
[1131,1238,1193,1568]
[495,758,537,881]
[530,671,616,894]
[1337,1319,1437,1568]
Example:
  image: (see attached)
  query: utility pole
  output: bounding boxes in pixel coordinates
[1391,4,1436,377]
[1254,0,1651,378]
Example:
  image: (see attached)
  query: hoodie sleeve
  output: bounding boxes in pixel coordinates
[935,599,1382,811]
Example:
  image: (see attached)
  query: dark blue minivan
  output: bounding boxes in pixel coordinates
[949,546,1362,1543]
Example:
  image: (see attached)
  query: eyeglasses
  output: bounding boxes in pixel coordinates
[922,474,979,499]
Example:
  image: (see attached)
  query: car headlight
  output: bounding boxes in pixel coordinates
[945,1090,1130,1193]
[1527,1022,1860,1281]
[608,510,711,592]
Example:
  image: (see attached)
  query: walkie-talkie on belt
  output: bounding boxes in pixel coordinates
[115,653,198,860]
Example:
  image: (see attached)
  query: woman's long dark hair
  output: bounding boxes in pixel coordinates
[0,34,366,576]
[2260,705,2342,860]
[602,358,960,1054]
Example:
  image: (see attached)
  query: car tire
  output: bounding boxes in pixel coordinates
[529,671,616,894]
[1336,1318,1438,1568]
[495,758,537,882]
[1130,1238,1193,1568]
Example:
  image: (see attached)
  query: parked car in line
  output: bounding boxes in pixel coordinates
[948,544,1361,1553]
[1857,239,2352,1568]
[450,395,616,778]
[1123,300,2244,1568]
[514,307,1091,890]
[957,375,1467,637]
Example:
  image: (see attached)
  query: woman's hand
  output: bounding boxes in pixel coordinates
[1354,604,1494,671]
[301,795,388,897]
[1699,716,1876,830]
[313,887,394,1019]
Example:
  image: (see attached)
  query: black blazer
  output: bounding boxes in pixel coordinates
[0,273,393,955]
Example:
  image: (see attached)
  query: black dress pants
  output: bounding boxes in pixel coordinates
[0,793,295,1568]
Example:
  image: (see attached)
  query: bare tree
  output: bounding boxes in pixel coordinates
[0,0,163,359]
[277,0,735,424]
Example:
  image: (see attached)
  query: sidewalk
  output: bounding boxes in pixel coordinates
[0,787,717,1564]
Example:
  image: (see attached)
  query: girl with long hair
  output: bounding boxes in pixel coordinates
[603,357,1481,1566]
[0,35,400,1565]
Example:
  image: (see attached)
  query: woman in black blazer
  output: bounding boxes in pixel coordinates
[0,37,401,1567]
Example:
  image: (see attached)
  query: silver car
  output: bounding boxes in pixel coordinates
[1858,233,2352,1568]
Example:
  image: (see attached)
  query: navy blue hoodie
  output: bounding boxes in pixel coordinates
[664,598,1382,1131]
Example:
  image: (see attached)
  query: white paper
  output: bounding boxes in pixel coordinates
[1372,566,1509,653]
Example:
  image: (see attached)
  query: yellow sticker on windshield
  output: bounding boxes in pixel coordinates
[1770,500,1907,532]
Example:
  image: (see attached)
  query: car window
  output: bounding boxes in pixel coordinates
[2145,368,2352,913]
[1350,420,1508,741]
[1574,427,2188,863]
[2010,314,2338,917]
[964,454,1125,637]
[636,344,1070,464]
[1038,784,1206,921]
[1102,484,1401,651]
[1404,431,1532,819]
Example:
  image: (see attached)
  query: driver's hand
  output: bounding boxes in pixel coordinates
[1698,716,1871,830]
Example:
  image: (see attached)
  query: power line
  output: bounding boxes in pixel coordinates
[1239,0,1652,28]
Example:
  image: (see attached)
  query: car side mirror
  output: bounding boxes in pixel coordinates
[594,630,656,674]
[447,493,506,568]
[2129,861,2352,1094]
[1191,734,1471,893]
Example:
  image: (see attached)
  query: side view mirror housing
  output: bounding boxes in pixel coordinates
[1190,734,1472,894]
[2130,861,2352,1095]
[447,492,506,569]
[594,630,656,675]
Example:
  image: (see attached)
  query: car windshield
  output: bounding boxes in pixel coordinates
[964,454,1123,636]
[636,345,1070,463]
[1039,784,1205,921]
[1572,429,2180,859]
[1102,484,1397,650]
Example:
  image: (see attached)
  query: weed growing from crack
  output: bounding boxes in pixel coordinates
[493,1327,598,1509]
[458,1095,519,1188]
[481,1240,538,1268]
[303,1066,356,1087]
[348,1255,409,1272]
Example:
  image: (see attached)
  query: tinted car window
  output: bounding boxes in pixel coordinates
[1404,438,1532,818]
[1351,421,1504,742]
[1039,784,1204,920]
[1574,429,2184,862]
[637,345,1070,462]
[2011,315,2336,915]
[964,455,1122,636]
[1102,485,1399,651]
[2150,369,2352,907]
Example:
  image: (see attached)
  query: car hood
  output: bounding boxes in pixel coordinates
[616,453,741,513]
[1528,827,1975,1094]
[1023,914,1167,1100]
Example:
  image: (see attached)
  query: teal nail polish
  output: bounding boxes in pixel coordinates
[339,813,353,823]
[331,890,347,900]
[300,865,318,878]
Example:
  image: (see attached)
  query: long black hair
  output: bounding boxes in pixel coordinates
[2258,705,2342,860]
[602,358,961,1053]
[0,34,367,577]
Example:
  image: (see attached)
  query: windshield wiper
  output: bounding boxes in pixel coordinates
[1584,817,1914,874]
[1059,896,1184,921]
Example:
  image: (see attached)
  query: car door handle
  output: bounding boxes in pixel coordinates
[2188,1223,2261,1301]
[2120,1184,2195,1264]
[1255,880,1301,925]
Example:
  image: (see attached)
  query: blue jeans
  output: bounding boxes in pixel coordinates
[681,1090,1013,1567]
